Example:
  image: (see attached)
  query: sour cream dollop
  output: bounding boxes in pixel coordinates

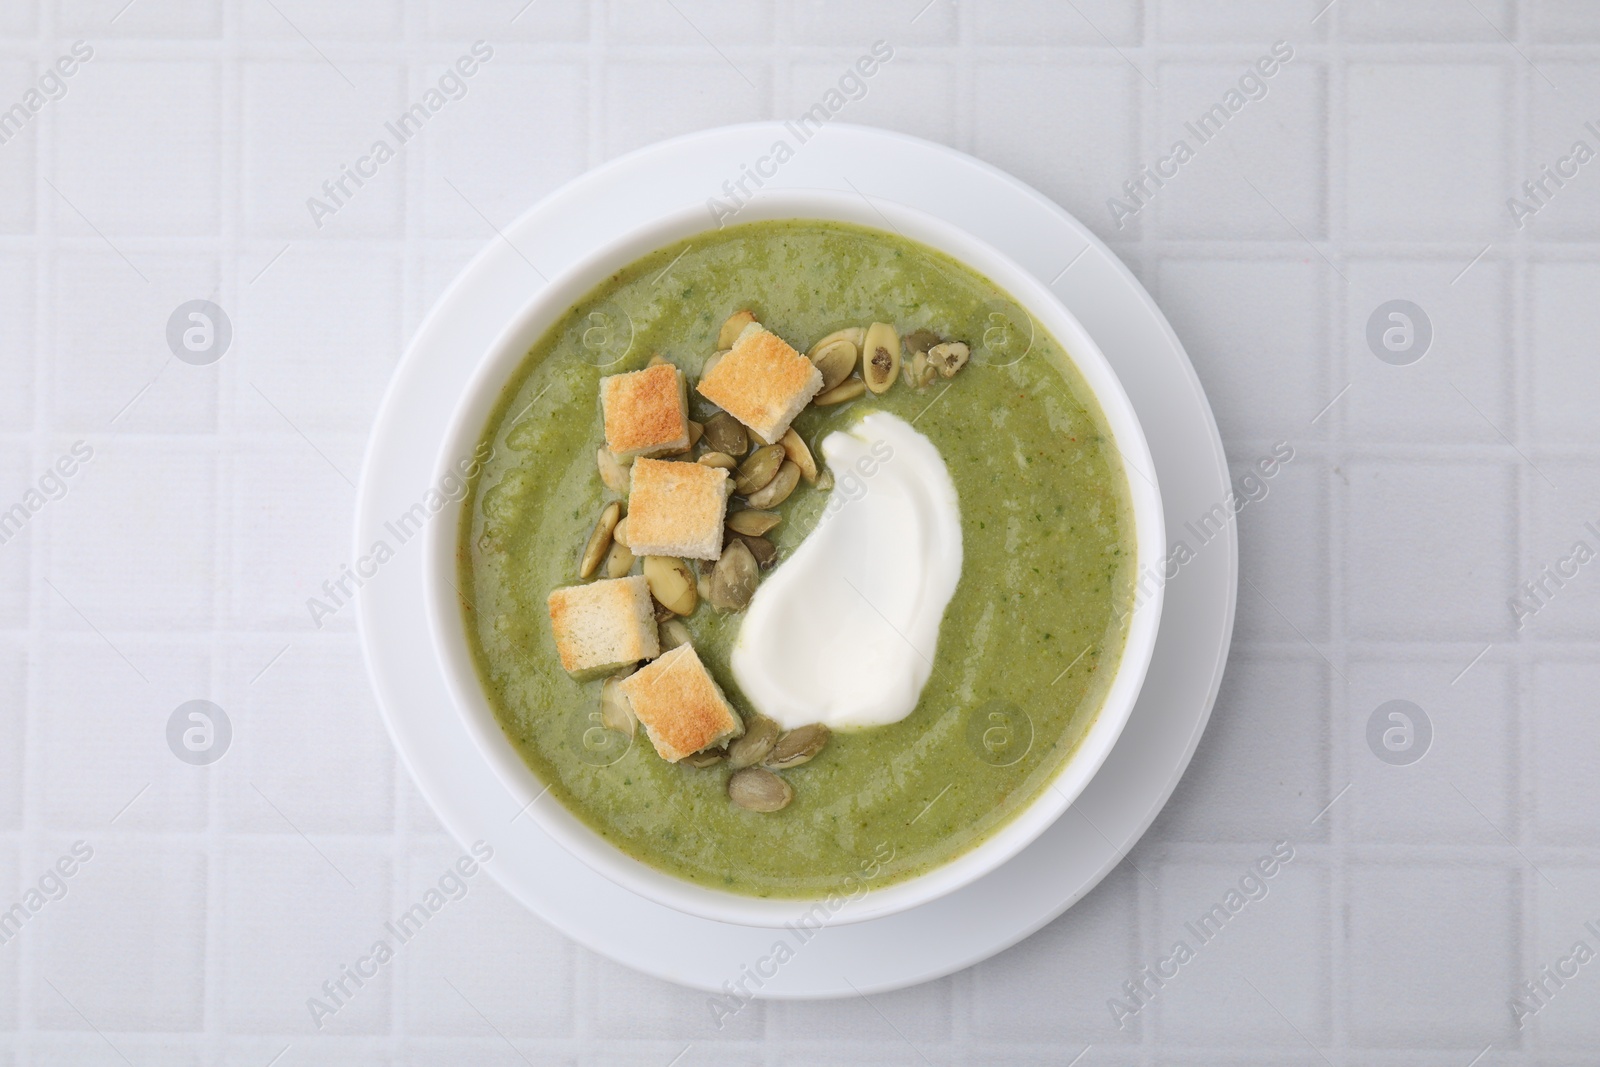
[731,411,963,730]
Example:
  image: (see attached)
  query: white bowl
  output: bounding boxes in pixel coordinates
[423,189,1164,928]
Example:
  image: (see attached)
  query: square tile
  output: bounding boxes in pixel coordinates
[425,0,589,40]
[222,636,394,835]
[1155,257,1326,439]
[239,0,402,39]
[226,444,357,631]
[1232,452,1327,643]
[969,866,1142,1042]
[0,643,22,828]
[221,841,392,1034]
[1342,257,1510,443]
[0,3,35,33]
[36,637,209,830]
[608,0,770,43]
[973,63,1140,242]
[55,0,221,36]
[1531,660,1600,845]
[603,64,768,160]
[1153,855,1328,1045]
[1530,261,1600,442]
[1523,459,1600,638]
[1344,63,1508,240]
[977,0,1140,44]
[241,61,408,238]
[1522,64,1600,239]
[586,954,764,1040]
[1534,0,1600,40]
[1345,658,1513,843]
[1346,863,1516,1047]
[236,245,401,439]
[44,440,216,631]
[770,976,952,1044]
[0,61,38,233]
[1340,0,1513,40]
[33,839,206,1032]
[0,446,30,628]
[1149,655,1330,842]
[1152,60,1326,240]
[50,250,219,433]
[790,58,955,148]
[0,844,14,1030]
[422,63,586,239]
[400,845,574,1038]
[1530,867,1600,1044]
[53,60,219,236]
[790,0,954,44]
[0,254,33,430]
[1344,461,1515,640]
[1156,0,1320,40]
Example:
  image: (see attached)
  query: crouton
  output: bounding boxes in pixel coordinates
[545,575,660,674]
[695,322,823,442]
[619,643,744,762]
[625,457,731,560]
[600,363,689,458]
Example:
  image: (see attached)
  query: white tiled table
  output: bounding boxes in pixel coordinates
[3,0,1598,1063]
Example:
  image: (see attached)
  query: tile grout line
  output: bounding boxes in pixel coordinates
[1323,2,1350,1058]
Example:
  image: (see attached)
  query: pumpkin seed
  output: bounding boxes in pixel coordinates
[734,444,785,495]
[709,539,760,612]
[807,326,865,356]
[779,428,818,484]
[643,555,697,616]
[744,460,800,509]
[683,748,724,768]
[703,412,748,456]
[906,349,935,389]
[698,451,737,470]
[612,516,629,548]
[810,338,858,392]
[862,322,900,394]
[648,353,670,368]
[597,448,629,494]
[727,509,780,537]
[687,420,704,448]
[764,723,830,769]
[904,328,941,356]
[731,533,777,567]
[604,538,635,579]
[728,767,793,812]
[599,673,636,738]
[659,618,691,651]
[579,502,622,579]
[726,715,781,769]
[718,310,757,349]
[928,341,970,378]
[813,377,866,406]
[747,427,770,448]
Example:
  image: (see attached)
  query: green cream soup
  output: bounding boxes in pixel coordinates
[460,220,1136,898]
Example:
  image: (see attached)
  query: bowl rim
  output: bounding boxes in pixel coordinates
[422,188,1165,928]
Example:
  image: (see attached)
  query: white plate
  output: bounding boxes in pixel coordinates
[355,122,1236,998]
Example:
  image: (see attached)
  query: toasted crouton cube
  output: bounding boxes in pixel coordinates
[619,643,744,762]
[545,575,660,674]
[626,457,731,560]
[600,363,689,458]
[695,322,823,442]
